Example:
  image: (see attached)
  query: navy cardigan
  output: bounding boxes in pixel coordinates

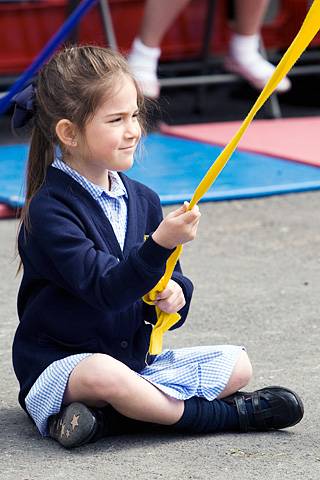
[13,167,193,411]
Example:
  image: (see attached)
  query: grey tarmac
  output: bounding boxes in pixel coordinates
[1,191,319,480]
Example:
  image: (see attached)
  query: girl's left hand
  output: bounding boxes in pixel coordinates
[154,279,186,314]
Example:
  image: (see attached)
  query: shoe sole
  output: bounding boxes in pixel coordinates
[50,402,97,448]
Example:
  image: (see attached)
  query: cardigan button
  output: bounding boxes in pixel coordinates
[120,340,128,349]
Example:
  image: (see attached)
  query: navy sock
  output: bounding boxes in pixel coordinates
[173,397,240,433]
[98,406,155,436]
[95,396,271,438]
[96,399,240,437]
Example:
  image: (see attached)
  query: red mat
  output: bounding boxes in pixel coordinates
[0,203,16,219]
[160,117,320,167]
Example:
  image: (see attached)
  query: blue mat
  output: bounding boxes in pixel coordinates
[0,144,27,207]
[2,132,320,207]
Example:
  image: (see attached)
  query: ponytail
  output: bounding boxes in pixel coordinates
[20,125,54,232]
[16,125,53,274]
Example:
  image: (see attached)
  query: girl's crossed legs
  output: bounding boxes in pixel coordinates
[63,349,252,425]
[49,350,303,448]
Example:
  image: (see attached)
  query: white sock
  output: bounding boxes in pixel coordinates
[229,33,261,64]
[127,38,161,97]
[227,33,291,92]
[128,37,161,73]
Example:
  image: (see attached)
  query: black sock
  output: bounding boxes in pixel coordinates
[173,397,240,433]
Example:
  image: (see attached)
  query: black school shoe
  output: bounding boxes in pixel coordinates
[48,402,100,448]
[224,386,304,432]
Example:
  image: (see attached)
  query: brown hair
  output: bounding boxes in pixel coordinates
[20,45,146,232]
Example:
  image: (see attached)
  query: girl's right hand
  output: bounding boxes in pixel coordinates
[152,202,201,249]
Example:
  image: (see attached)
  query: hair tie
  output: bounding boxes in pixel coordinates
[11,83,36,129]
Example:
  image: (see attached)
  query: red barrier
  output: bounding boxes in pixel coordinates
[0,203,17,219]
[0,0,319,75]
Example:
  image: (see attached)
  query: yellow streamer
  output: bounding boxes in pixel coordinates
[144,0,320,355]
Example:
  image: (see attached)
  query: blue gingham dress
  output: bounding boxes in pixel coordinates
[25,161,243,436]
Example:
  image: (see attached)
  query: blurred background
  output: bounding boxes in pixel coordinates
[1,0,320,130]
[1,0,320,216]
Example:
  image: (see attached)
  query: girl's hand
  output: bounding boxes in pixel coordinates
[152,202,201,249]
[153,279,185,314]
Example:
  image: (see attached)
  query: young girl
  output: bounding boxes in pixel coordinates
[12,45,303,449]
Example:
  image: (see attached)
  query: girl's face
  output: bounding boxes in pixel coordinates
[79,75,142,175]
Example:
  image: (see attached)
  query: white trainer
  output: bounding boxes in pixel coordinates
[224,53,291,93]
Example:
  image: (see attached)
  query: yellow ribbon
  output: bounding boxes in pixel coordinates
[143,244,183,353]
[144,0,320,355]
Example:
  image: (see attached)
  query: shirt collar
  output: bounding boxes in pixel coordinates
[51,159,127,200]
[108,170,127,198]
